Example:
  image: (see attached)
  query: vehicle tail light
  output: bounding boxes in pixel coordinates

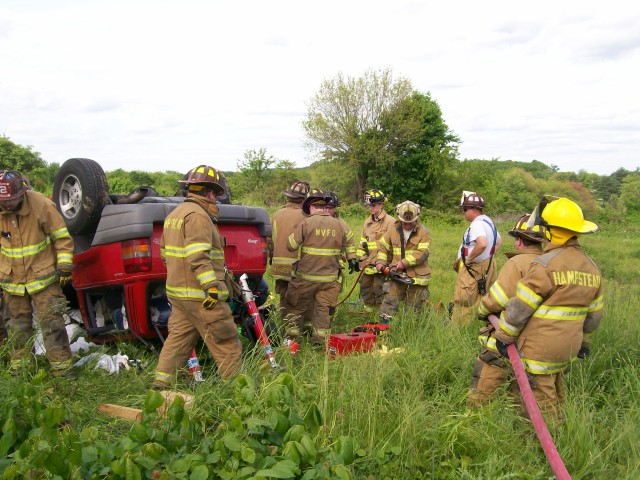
[261,237,269,267]
[122,239,152,273]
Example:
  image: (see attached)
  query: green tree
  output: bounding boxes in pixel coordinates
[236,148,275,191]
[302,68,415,200]
[366,92,459,208]
[0,135,55,192]
[620,172,640,215]
[231,148,300,206]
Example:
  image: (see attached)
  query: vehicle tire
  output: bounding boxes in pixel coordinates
[53,158,111,235]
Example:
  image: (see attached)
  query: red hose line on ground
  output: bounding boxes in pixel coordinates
[488,315,572,480]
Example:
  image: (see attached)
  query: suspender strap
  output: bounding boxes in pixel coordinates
[460,219,497,279]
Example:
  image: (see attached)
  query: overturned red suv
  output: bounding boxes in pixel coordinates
[53,158,272,342]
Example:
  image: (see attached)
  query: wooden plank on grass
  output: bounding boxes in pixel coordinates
[158,390,194,414]
[98,390,194,421]
[98,403,142,421]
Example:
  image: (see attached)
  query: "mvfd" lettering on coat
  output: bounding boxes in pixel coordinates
[315,228,336,237]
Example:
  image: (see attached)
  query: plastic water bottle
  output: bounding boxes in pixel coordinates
[187,349,203,382]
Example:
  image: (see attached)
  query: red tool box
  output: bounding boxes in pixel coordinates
[352,323,390,336]
[328,332,376,358]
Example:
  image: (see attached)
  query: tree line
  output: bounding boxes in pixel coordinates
[2,67,638,222]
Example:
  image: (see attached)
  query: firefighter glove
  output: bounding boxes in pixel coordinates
[58,269,73,288]
[348,259,360,274]
[495,338,509,357]
[202,287,219,310]
[361,241,369,256]
[577,346,590,359]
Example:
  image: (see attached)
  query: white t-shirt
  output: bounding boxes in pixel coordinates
[457,215,501,263]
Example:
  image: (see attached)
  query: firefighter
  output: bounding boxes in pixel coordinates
[467,214,545,407]
[270,181,310,321]
[451,191,502,325]
[494,197,603,418]
[285,190,352,346]
[356,189,395,311]
[375,201,431,322]
[153,165,242,390]
[324,191,358,279]
[0,170,74,377]
[324,191,357,319]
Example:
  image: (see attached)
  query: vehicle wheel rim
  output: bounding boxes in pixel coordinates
[59,174,83,220]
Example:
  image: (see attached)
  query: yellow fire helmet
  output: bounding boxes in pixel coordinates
[539,197,599,234]
[395,200,421,223]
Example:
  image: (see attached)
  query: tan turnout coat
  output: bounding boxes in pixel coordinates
[270,201,306,281]
[0,190,73,295]
[376,221,432,285]
[357,210,396,274]
[497,238,604,374]
[160,195,228,301]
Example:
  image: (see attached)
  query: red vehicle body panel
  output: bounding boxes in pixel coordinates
[71,223,268,339]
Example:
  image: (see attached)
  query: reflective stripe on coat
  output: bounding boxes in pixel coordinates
[498,238,604,374]
[270,202,306,281]
[0,191,74,295]
[160,194,228,301]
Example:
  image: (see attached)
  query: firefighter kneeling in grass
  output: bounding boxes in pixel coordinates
[285,190,352,346]
[375,201,431,322]
[494,197,603,418]
[153,165,242,390]
[467,214,545,407]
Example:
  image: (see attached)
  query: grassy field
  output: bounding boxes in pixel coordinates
[1,211,638,479]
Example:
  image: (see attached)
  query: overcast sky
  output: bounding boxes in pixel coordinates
[1,0,639,176]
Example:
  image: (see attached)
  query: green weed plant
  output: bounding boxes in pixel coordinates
[1,213,638,478]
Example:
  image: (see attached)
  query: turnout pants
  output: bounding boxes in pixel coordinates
[5,283,72,374]
[154,298,242,388]
[451,258,497,325]
[467,353,510,407]
[379,281,430,318]
[359,273,386,307]
[285,278,341,345]
[510,372,567,421]
[275,279,293,319]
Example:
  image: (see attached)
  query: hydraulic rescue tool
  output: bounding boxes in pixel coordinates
[239,273,283,370]
[378,265,415,285]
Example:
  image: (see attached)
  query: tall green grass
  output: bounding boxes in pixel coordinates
[1,213,637,479]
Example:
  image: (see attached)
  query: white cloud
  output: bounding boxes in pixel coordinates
[1,0,639,175]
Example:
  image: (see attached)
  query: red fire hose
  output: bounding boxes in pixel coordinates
[488,315,571,480]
